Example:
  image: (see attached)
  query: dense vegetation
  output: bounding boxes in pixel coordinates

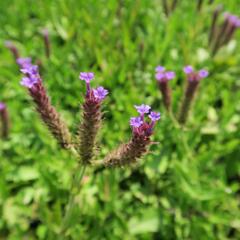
[0,0,240,239]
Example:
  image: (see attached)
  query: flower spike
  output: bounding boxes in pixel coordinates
[20,60,72,149]
[77,72,108,164]
[155,65,175,111]
[104,105,160,167]
[178,66,208,124]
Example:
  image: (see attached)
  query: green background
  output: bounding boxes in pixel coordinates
[0,0,240,239]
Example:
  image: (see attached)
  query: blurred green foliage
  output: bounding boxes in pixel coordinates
[0,0,240,239]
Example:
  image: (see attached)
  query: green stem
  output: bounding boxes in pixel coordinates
[60,164,87,238]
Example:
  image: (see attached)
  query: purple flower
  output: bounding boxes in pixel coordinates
[155,66,175,82]
[19,62,40,89]
[228,15,238,25]
[155,72,165,81]
[93,86,108,100]
[20,77,38,88]
[236,19,240,27]
[149,112,161,122]
[183,65,194,74]
[0,102,6,111]
[130,117,143,128]
[165,71,176,80]
[198,69,209,79]
[184,66,209,81]
[134,104,151,115]
[17,58,32,68]
[21,65,39,75]
[79,72,94,83]
[155,66,165,72]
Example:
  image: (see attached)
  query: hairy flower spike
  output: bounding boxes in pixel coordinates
[20,61,72,149]
[103,105,160,167]
[178,66,208,124]
[77,72,107,164]
[0,102,9,139]
[155,66,175,111]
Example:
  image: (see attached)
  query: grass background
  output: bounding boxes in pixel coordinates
[0,0,240,239]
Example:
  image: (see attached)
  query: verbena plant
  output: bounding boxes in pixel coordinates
[18,58,161,236]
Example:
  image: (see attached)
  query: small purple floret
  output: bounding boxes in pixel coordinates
[0,102,6,111]
[183,65,194,74]
[20,77,38,88]
[236,19,240,27]
[165,71,175,80]
[79,72,94,83]
[228,15,238,25]
[19,61,40,89]
[198,69,209,79]
[134,104,151,115]
[155,66,165,72]
[149,112,161,122]
[17,58,32,68]
[93,86,108,100]
[155,66,175,82]
[155,72,165,81]
[130,117,143,128]
[21,65,39,75]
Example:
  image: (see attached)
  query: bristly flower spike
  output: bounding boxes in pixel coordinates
[155,66,175,111]
[20,60,72,149]
[77,72,108,164]
[104,105,160,167]
[178,66,208,124]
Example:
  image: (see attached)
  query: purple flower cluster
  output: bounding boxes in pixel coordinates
[79,72,108,102]
[130,104,160,135]
[155,65,176,82]
[183,65,209,81]
[19,58,40,89]
[0,102,6,111]
[17,57,32,69]
[224,13,240,28]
